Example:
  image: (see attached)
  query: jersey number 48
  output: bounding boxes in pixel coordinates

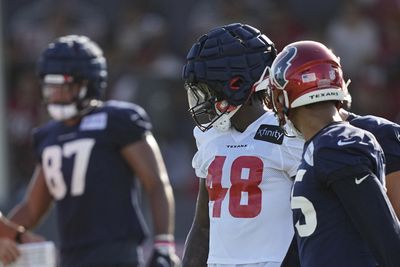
[206,155,262,218]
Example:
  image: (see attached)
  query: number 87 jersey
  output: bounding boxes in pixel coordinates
[192,112,303,264]
[32,101,150,251]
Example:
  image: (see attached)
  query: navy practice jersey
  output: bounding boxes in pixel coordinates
[292,121,392,267]
[33,100,151,265]
[347,112,400,174]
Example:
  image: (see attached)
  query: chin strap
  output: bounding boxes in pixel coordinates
[284,119,304,139]
[213,103,242,131]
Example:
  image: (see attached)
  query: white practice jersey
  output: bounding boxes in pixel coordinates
[192,111,304,264]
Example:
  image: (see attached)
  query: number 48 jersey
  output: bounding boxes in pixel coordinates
[192,112,303,264]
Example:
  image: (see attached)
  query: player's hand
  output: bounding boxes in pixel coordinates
[147,249,181,267]
[19,230,45,243]
[0,238,20,265]
[146,235,181,267]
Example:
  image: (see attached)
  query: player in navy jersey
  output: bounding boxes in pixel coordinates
[7,35,181,267]
[339,106,400,218]
[269,40,400,267]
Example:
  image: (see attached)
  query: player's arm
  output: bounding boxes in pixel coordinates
[375,123,400,220]
[0,213,43,244]
[182,178,209,267]
[331,169,400,267]
[7,165,52,243]
[386,170,400,219]
[121,132,180,267]
[121,132,175,238]
[0,214,23,240]
[382,127,400,219]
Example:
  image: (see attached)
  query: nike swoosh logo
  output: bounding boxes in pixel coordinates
[355,174,369,184]
[337,139,356,146]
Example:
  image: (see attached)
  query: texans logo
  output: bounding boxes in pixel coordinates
[271,46,297,89]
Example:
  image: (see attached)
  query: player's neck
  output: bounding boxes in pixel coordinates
[296,103,342,141]
[339,108,350,121]
[63,117,82,126]
[231,103,266,133]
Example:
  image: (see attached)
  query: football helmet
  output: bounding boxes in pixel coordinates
[269,40,347,127]
[183,23,277,131]
[37,35,107,120]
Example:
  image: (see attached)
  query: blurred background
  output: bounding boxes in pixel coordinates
[1,0,400,258]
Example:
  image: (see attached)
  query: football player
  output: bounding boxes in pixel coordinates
[269,40,400,266]
[339,97,400,218]
[182,23,303,267]
[7,35,181,267]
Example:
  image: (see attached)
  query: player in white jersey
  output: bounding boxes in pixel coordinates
[181,23,303,267]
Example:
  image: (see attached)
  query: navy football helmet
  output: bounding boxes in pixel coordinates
[37,35,107,120]
[183,23,276,131]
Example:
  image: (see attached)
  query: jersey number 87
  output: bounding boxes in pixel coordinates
[42,138,95,200]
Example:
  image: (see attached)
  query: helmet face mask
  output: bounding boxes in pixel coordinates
[341,79,353,110]
[186,82,240,132]
[42,75,81,103]
[270,87,288,126]
[41,74,90,120]
[186,82,217,129]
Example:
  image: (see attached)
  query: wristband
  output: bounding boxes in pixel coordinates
[15,225,26,243]
[154,234,175,254]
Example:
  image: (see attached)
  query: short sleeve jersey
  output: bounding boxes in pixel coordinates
[292,122,385,267]
[192,111,304,264]
[348,112,400,174]
[33,100,152,251]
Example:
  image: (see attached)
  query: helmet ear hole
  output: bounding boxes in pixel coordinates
[229,77,243,90]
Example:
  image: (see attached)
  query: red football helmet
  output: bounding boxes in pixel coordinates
[269,40,346,126]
